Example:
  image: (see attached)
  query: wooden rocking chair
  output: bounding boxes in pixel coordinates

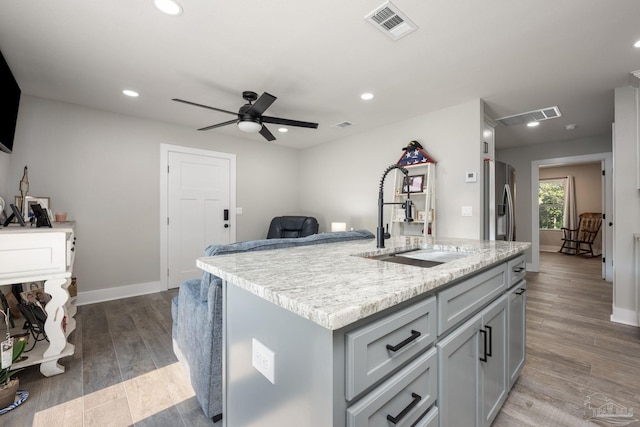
[558,212,602,257]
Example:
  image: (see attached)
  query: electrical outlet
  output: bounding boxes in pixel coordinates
[462,206,473,217]
[252,338,275,384]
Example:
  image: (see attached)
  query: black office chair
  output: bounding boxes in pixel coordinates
[267,216,319,239]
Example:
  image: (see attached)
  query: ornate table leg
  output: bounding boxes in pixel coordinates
[41,276,74,376]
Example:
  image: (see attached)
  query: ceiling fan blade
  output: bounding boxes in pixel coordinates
[198,119,238,131]
[246,92,277,116]
[172,98,238,116]
[259,125,276,142]
[262,116,319,129]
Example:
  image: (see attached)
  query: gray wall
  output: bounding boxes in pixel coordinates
[0,95,301,294]
[613,86,640,324]
[300,99,485,239]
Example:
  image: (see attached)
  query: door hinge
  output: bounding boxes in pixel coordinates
[167,217,169,225]
[167,268,170,276]
[602,257,605,263]
[602,170,605,176]
[602,213,605,219]
[167,165,170,173]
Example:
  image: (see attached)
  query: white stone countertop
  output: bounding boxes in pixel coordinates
[197,235,531,330]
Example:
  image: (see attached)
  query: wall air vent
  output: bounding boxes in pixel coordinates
[365,1,418,41]
[331,121,353,128]
[495,106,562,126]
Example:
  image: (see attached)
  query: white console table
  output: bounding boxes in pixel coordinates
[0,222,77,376]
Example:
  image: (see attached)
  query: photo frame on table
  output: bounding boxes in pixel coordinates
[31,203,52,228]
[401,175,424,193]
[417,210,426,222]
[15,196,50,222]
[20,282,51,309]
[3,203,26,226]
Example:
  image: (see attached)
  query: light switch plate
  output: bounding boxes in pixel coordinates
[462,206,473,217]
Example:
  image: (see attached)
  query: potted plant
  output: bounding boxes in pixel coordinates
[1,306,27,410]
[0,338,26,409]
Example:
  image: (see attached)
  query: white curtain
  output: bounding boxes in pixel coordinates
[563,176,578,230]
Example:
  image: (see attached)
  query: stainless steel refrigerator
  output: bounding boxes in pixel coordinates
[483,160,516,241]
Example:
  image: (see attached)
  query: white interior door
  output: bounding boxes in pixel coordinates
[167,151,232,288]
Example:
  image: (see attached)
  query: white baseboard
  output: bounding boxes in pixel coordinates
[610,306,639,327]
[75,281,165,306]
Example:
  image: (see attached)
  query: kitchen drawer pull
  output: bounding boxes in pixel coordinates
[479,329,488,362]
[513,267,525,273]
[386,392,421,424]
[515,288,526,295]
[386,330,421,352]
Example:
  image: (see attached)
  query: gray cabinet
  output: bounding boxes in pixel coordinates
[346,297,437,400]
[479,295,508,427]
[508,280,527,387]
[437,312,482,426]
[346,348,438,427]
[437,295,508,427]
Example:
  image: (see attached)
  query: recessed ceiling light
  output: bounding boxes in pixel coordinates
[360,93,374,100]
[634,39,640,48]
[527,121,539,127]
[154,0,183,16]
[278,128,288,133]
[565,124,577,131]
[122,89,139,97]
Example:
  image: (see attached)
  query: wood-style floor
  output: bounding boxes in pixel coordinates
[2,252,639,426]
[494,252,640,427]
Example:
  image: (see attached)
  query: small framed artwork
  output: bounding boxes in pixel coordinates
[15,196,50,221]
[20,281,51,308]
[401,175,424,193]
[417,210,426,221]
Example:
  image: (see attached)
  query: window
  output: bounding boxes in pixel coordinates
[539,179,565,230]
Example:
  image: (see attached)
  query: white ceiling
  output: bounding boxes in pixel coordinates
[1,0,639,150]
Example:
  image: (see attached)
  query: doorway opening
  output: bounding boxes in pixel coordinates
[530,152,613,281]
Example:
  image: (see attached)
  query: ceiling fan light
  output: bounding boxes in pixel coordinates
[237,120,262,133]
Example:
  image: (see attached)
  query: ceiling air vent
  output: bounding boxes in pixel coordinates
[365,1,418,41]
[495,106,562,126]
[332,121,353,128]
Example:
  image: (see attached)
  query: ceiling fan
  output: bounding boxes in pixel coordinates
[173,91,319,142]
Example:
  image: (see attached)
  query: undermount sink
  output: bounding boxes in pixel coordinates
[369,248,471,268]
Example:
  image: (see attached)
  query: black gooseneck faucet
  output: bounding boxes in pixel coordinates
[377,164,414,248]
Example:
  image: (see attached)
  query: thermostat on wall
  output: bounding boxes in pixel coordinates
[465,172,477,182]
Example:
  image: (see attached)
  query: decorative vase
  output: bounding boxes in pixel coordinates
[0,379,19,409]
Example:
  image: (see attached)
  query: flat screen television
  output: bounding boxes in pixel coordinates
[0,49,21,154]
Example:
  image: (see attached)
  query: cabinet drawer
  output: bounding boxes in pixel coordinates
[437,263,506,335]
[507,254,526,287]
[414,406,438,427]
[346,297,437,400]
[0,232,67,279]
[346,348,437,427]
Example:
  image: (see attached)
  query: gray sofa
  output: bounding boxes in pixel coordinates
[171,229,375,422]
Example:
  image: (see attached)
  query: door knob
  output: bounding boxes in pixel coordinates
[224,224,229,228]
[609,222,613,226]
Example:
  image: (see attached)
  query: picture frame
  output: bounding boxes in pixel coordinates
[20,281,51,308]
[15,196,50,222]
[401,175,424,193]
[417,210,426,221]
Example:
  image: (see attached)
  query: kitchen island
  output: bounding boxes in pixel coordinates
[197,235,530,427]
